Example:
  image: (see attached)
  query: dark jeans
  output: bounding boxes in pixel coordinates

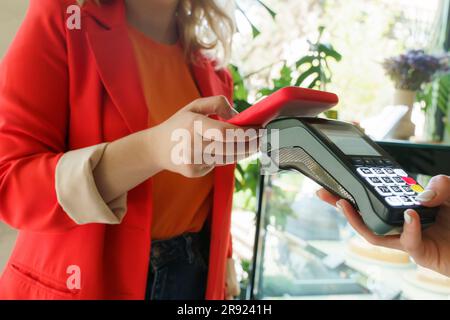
[145,230,210,300]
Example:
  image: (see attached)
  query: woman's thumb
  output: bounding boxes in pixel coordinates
[400,209,425,260]
[416,175,450,207]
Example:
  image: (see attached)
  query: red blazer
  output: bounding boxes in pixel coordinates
[0,0,235,299]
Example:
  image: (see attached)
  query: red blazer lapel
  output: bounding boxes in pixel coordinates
[191,57,232,100]
[83,0,148,133]
[192,56,236,299]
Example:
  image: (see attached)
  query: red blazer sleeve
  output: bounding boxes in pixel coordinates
[0,0,77,232]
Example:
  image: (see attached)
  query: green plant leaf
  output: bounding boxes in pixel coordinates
[318,43,342,61]
[295,66,320,87]
[318,25,325,36]
[255,0,277,19]
[229,64,249,101]
[251,25,261,38]
[234,99,252,113]
[435,74,450,113]
[295,56,315,69]
[236,5,261,38]
[229,64,244,84]
[258,88,277,96]
[308,75,321,89]
[234,177,243,191]
[273,64,293,88]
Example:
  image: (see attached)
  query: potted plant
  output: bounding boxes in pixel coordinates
[382,50,448,139]
[417,68,450,143]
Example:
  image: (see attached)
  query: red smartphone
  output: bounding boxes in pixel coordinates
[227,87,339,127]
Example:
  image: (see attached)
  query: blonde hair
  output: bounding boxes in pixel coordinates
[78,0,235,66]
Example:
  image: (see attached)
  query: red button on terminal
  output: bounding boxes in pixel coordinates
[401,176,416,185]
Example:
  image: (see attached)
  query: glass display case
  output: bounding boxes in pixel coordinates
[248,142,450,300]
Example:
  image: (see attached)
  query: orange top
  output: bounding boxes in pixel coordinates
[128,25,214,240]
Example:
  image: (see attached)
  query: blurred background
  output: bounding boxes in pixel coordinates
[1,0,450,299]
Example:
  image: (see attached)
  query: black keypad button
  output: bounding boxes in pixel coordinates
[385,196,403,206]
[364,159,374,165]
[383,159,393,166]
[381,177,394,184]
[393,168,408,177]
[357,167,372,176]
[372,168,384,175]
[367,177,382,185]
[400,196,414,205]
[374,159,385,166]
[390,186,403,194]
[392,176,406,184]
[375,186,391,196]
[352,158,364,166]
[401,186,415,195]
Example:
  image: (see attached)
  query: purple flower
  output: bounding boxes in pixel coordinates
[382,50,449,91]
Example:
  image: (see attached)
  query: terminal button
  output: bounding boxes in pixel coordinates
[411,184,424,193]
[402,176,417,185]
[385,196,403,207]
[389,186,404,195]
[394,169,408,177]
[366,176,383,186]
[383,168,396,176]
[352,159,364,166]
[357,167,373,176]
[371,168,385,175]
[375,186,392,196]
[392,176,407,185]
[401,186,415,195]
[380,176,396,185]
[399,196,414,205]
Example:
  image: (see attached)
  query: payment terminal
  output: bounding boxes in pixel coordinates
[261,117,438,235]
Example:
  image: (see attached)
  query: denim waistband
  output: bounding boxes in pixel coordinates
[150,231,209,269]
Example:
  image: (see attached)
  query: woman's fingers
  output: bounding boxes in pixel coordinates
[417,175,450,207]
[336,199,402,250]
[318,191,428,258]
[336,199,373,240]
[187,96,238,120]
[187,133,259,166]
[193,115,260,143]
[190,115,261,164]
[203,139,260,156]
[316,188,341,207]
[317,189,401,250]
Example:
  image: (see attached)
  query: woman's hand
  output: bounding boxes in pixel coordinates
[317,175,450,277]
[94,96,259,203]
[151,95,259,178]
[225,257,241,300]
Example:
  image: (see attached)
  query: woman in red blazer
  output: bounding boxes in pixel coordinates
[0,0,253,299]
